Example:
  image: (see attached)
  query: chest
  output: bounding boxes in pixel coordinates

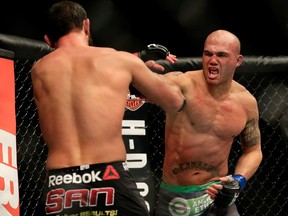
[186,94,247,138]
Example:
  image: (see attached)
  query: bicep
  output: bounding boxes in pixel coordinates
[239,118,260,149]
[131,60,170,91]
[132,69,172,98]
[239,97,261,149]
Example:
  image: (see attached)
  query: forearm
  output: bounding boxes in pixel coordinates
[234,148,263,180]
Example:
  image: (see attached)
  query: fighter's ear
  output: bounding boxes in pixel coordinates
[44,35,54,48]
[236,54,243,67]
[83,18,90,36]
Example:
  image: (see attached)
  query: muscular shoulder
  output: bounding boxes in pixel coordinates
[31,52,53,76]
[233,81,259,116]
[165,70,199,80]
[233,81,255,99]
[164,71,184,78]
[165,70,200,86]
[97,49,142,67]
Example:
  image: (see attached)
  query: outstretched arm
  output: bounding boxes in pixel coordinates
[128,54,186,113]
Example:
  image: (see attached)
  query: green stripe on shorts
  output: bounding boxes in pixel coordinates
[160,180,221,193]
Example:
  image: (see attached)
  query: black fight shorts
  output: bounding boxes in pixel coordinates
[44,161,149,216]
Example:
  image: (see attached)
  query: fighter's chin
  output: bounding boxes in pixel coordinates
[206,76,220,85]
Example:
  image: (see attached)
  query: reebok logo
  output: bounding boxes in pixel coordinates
[102,165,120,180]
[48,165,120,187]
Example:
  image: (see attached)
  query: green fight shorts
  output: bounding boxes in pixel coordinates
[155,180,240,216]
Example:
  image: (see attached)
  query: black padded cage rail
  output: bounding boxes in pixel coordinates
[0,32,287,216]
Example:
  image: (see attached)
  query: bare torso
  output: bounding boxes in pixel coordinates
[32,46,132,170]
[163,70,250,185]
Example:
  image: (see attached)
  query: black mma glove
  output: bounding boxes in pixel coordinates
[130,44,170,97]
[134,43,170,62]
[213,174,247,208]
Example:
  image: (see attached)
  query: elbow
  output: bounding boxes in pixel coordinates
[165,97,187,113]
[177,98,187,112]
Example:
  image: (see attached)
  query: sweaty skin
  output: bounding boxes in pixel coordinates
[31,21,185,170]
[162,30,262,192]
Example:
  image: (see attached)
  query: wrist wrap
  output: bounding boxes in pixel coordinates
[233,174,247,191]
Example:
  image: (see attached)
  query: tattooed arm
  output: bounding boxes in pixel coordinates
[235,95,263,181]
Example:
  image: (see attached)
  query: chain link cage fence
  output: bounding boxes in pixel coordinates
[14,56,288,216]
[7,46,288,216]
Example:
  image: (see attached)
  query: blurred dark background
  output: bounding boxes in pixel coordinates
[1,0,288,57]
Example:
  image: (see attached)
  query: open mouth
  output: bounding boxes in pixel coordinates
[208,68,219,79]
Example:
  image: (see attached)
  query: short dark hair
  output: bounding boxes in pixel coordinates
[45,1,87,43]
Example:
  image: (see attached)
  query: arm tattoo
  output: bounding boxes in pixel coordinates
[172,72,183,76]
[240,118,259,147]
[172,161,219,177]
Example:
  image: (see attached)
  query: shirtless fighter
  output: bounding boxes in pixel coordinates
[31,1,185,215]
[155,30,263,216]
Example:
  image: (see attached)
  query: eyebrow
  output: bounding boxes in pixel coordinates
[203,50,229,56]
